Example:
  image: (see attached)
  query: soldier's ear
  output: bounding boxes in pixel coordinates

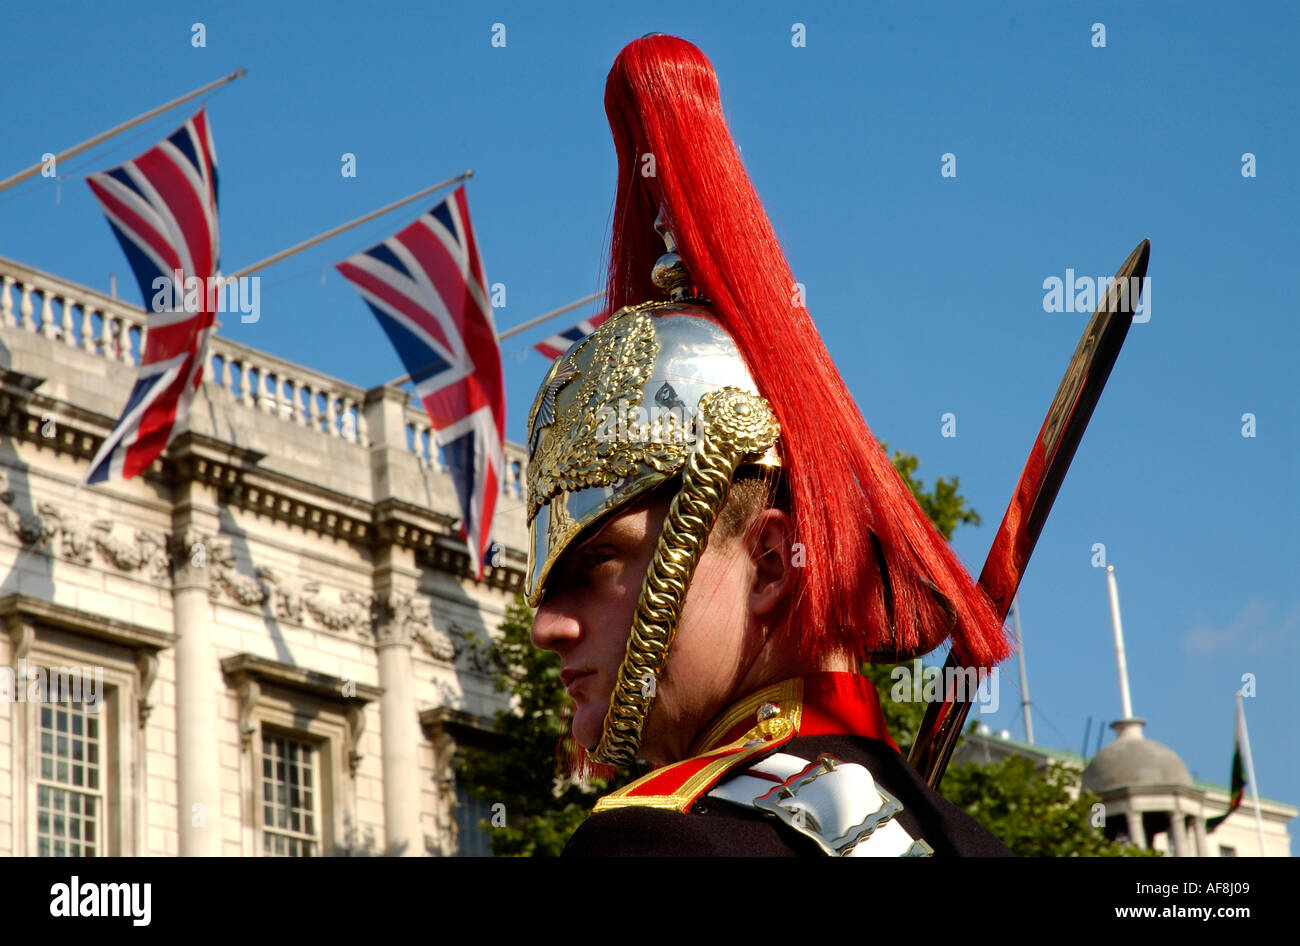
[747,508,794,617]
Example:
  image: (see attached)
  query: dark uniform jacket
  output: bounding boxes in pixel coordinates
[564,672,1012,857]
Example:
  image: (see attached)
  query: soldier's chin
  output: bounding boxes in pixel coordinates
[571,699,609,751]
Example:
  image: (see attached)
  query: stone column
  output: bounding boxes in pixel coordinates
[1125,808,1147,849]
[1191,815,1207,857]
[374,569,424,856]
[367,383,430,856]
[1169,807,1188,857]
[172,483,222,856]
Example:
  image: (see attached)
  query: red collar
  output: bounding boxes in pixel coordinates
[694,672,899,755]
[593,673,899,815]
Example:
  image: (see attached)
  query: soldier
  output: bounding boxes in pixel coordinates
[526,34,1014,856]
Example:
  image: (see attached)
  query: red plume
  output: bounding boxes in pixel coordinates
[602,36,1011,667]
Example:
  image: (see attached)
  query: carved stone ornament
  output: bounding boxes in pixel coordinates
[0,479,171,581]
[136,651,160,727]
[345,704,365,776]
[236,676,261,750]
[303,585,370,635]
[448,622,493,676]
[92,520,169,581]
[207,552,374,637]
[372,592,452,659]
[258,567,302,621]
[203,541,266,604]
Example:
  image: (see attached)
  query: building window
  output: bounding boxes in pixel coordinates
[36,697,103,857]
[224,653,379,857]
[6,595,167,856]
[455,784,492,857]
[1219,844,1237,857]
[261,732,319,857]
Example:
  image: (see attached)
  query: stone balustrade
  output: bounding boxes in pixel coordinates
[206,335,369,446]
[403,404,528,500]
[0,257,144,364]
[0,255,529,490]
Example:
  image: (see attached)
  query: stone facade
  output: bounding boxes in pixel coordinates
[0,256,527,856]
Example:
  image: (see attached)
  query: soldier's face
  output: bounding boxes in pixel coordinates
[530,489,763,763]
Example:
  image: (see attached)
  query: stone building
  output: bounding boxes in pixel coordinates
[0,255,527,856]
[954,721,1296,856]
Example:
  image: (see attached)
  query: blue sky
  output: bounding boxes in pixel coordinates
[3,1,1297,831]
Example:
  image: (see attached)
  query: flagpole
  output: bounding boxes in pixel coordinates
[0,69,247,194]
[1012,593,1033,744]
[225,170,475,280]
[497,290,605,341]
[1105,564,1135,719]
[384,289,605,388]
[1236,691,1269,855]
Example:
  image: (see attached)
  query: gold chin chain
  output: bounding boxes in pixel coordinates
[591,387,781,767]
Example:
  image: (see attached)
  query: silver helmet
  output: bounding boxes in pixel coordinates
[525,218,780,766]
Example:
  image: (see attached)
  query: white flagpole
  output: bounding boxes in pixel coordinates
[383,289,605,389]
[1236,691,1268,855]
[225,170,474,280]
[0,69,247,194]
[1012,593,1034,744]
[1105,564,1135,719]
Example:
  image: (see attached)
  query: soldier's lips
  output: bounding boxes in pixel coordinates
[561,668,596,697]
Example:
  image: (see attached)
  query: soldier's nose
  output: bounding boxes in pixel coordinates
[530,600,582,651]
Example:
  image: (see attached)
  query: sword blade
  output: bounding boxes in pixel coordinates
[908,238,1151,788]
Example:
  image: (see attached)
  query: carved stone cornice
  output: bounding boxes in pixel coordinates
[418,538,526,594]
[164,432,376,548]
[373,498,457,551]
[1,445,527,593]
[0,379,124,472]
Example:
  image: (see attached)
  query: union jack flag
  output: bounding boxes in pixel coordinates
[81,109,220,485]
[533,310,610,360]
[336,186,504,578]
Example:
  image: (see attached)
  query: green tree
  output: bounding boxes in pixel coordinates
[880,440,981,541]
[941,754,1159,857]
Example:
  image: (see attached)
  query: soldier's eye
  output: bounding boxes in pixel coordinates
[584,549,615,571]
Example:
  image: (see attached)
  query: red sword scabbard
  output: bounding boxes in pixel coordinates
[908,239,1151,789]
